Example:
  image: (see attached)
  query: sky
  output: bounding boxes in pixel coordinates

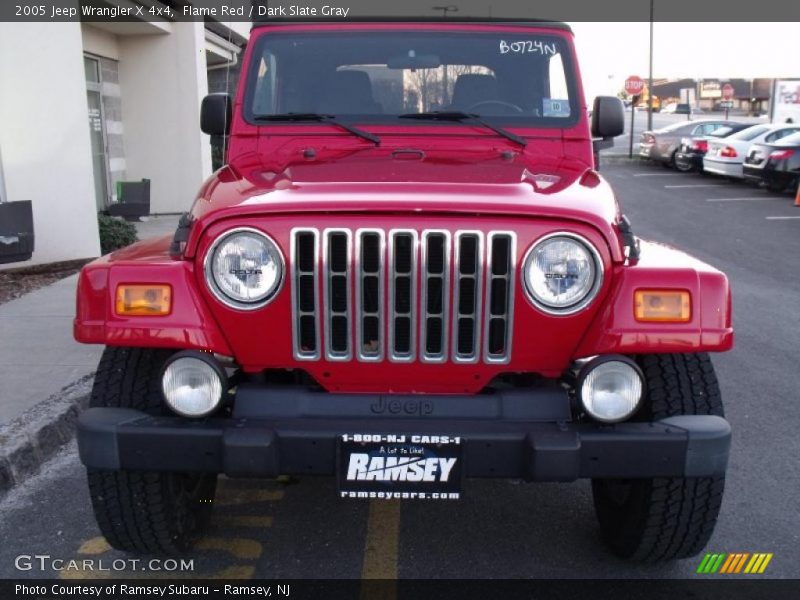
[570,22,800,101]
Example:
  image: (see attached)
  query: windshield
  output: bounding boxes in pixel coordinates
[777,131,800,145]
[245,30,579,127]
[729,125,769,141]
[709,125,748,138]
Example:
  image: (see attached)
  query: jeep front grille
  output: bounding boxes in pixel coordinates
[290,228,515,364]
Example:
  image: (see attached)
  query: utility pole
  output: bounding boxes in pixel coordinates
[647,0,654,131]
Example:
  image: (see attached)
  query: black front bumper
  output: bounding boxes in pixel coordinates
[77,385,731,482]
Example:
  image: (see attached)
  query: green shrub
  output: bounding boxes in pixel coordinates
[98,214,138,255]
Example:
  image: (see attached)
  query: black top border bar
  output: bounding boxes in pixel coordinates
[2,0,800,23]
[251,18,573,32]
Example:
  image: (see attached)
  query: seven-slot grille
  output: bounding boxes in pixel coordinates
[290,228,515,364]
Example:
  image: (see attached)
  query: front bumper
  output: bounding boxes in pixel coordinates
[77,385,731,482]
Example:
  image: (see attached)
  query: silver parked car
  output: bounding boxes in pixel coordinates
[639,120,736,167]
[703,124,800,178]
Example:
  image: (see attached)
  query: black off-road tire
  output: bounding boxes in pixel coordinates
[86,347,217,554]
[592,353,725,562]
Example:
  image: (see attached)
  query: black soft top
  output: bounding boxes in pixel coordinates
[251,17,572,33]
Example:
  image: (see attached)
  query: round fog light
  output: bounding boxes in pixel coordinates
[162,352,226,418]
[578,357,643,423]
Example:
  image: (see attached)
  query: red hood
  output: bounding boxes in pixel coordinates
[186,150,625,262]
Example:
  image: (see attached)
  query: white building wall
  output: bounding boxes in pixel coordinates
[82,24,121,61]
[118,22,212,215]
[0,22,101,266]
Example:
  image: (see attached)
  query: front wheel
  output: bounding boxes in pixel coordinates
[592,353,725,562]
[86,347,217,554]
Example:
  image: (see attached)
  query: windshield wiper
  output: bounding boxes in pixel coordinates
[252,113,380,146]
[398,111,527,147]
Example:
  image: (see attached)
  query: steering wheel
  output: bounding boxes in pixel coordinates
[466,100,524,115]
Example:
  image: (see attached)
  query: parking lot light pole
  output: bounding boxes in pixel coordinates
[647,0,654,131]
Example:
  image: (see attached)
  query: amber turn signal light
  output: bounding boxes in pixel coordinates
[115,285,171,316]
[634,290,691,322]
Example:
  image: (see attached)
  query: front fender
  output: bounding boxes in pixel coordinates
[574,239,733,356]
[73,236,233,355]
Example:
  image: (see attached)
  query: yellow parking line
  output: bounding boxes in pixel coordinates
[361,500,401,580]
[77,537,111,555]
[215,489,285,506]
[215,515,274,528]
[196,537,264,560]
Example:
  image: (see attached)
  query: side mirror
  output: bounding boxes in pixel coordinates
[591,96,625,138]
[201,94,231,136]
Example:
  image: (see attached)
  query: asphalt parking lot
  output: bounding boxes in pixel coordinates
[0,159,798,582]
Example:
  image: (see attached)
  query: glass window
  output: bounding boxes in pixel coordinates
[252,52,278,116]
[84,56,100,84]
[246,31,579,126]
[776,131,800,145]
[729,125,769,141]
[765,128,800,143]
[709,126,736,137]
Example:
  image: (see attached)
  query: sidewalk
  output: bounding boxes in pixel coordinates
[0,274,102,425]
[0,214,179,494]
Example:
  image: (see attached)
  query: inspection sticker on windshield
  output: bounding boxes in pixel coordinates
[338,434,463,500]
[543,99,570,117]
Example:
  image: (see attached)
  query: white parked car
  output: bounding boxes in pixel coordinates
[703,123,800,178]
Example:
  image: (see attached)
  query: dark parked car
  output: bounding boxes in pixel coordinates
[674,123,752,173]
[640,120,738,167]
[662,102,693,115]
[743,131,800,192]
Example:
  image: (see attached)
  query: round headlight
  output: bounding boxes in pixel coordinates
[523,233,602,314]
[162,352,226,418]
[578,357,644,423]
[205,228,284,309]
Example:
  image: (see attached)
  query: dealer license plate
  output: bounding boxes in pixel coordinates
[338,433,463,500]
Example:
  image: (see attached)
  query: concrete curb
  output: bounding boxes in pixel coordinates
[0,374,93,499]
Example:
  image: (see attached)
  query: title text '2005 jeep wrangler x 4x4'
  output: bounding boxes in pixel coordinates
[75,19,733,562]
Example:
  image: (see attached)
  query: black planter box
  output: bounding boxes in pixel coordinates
[107,179,150,221]
[0,200,34,264]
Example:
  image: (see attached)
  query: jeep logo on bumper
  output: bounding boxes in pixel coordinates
[370,397,434,416]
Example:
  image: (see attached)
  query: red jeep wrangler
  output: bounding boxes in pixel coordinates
[75,19,733,562]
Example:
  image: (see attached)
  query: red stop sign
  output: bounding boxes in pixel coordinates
[722,83,735,100]
[625,76,645,95]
